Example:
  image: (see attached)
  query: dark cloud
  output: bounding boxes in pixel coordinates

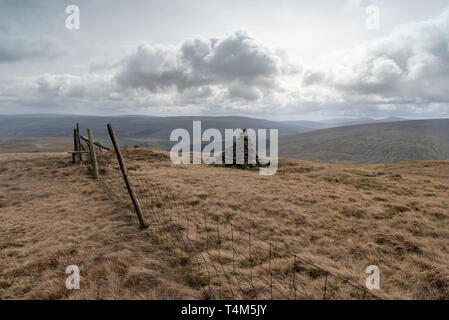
[116,31,283,102]
[0,35,63,63]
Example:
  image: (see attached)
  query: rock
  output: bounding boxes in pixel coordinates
[377,171,402,178]
[377,171,393,176]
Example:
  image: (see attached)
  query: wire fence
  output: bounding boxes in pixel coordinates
[77,127,382,300]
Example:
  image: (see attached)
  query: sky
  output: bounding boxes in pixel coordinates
[1,0,449,120]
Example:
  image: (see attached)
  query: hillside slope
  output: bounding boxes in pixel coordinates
[0,138,73,153]
[0,115,308,140]
[280,119,449,163]
[279,116,408,130]
[1,151,448,299]
[0,153,204,299]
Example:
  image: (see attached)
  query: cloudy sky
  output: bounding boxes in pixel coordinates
[1,0,449,120]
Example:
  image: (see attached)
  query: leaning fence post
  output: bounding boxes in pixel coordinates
[76,123,82,162]
[87,128,99,179]
[72,128,78,163]
[107,123,148,229]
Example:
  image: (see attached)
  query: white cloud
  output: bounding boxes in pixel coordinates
[115,31,285,103]
[2,9,449,119]
[302,9,449,110]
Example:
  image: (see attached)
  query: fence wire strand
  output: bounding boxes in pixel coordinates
[83,145,382,301]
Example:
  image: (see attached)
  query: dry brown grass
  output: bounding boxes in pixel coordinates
[117,149,449,300]
[1,150,448,299]
[0,153,204,299]
[0,138,72,153]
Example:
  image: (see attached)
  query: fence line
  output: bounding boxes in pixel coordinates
[74,124,382,300]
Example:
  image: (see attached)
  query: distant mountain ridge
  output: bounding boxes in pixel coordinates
[279,116,409,130]
[280,119,449,163]
[2,115,448,164]
[0,115,309,141]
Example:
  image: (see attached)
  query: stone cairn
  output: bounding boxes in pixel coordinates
[216,129,269,169]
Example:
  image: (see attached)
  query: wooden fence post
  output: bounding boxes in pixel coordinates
[76,123,82,162]
[87,128,99,179]
[72,128,78,163]
[80,136,111,151]
[107,124,148,229]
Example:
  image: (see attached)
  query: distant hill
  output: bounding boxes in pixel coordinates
[279,119,449,163]
[3,115,447,162]
[279,117,409,131]
[320,116,408,125]
[278,120,329,130]
[0,115,309,142]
